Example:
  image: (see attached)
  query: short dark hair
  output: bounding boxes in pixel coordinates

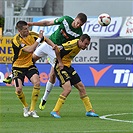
[16,20,27,30]
[76,13,87,23]
[80,34,91,42]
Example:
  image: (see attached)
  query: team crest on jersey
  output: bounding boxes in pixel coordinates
[55,18,59,23]
[21,43,25,47]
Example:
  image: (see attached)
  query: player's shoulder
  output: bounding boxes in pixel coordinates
[64,39,79,46]
[70,38,79,43]
[54,15,73,24]
[12,34,21,47]
[29,31,39,37]
[13,33,20,42]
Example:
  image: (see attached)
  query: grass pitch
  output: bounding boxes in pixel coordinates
[0,86,133,133]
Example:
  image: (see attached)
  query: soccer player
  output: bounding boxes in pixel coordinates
[12,20,60,118]
[29,13,87,110]
[3,13,87,111]
[51,34,99,118]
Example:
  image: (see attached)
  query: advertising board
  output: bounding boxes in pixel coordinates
[1,64,132,87]
[0,37,13,63]
[120,17,133,37]
[100,38,133,64]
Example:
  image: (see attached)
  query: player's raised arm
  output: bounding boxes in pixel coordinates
[23,30,44,53]
[53,45,64,70]
[27,20,55,27]
[44,36,56,48]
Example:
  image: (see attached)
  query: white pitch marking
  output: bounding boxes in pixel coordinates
[54,130,132,133]
[100,113,133,123]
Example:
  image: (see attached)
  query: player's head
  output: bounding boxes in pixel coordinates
[16,20,29,37]
[78,34,91,50]
[72,13,87,28]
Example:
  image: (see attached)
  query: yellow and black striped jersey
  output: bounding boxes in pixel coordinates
[60,39,81,67]
[12,31,44,68]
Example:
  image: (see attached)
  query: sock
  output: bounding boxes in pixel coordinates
[53,95,66,112]
[81,95,92,112]
[42,80,54,101]
[30,86,40,111]
[15,91,28,107]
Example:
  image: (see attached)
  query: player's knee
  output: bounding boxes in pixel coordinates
[34,81,40,87]
[64,87,72,94]
[66,88,71,94]
[49,73,56,83]
[79,82,85,88]
[62,89,71,97]
[75,81,85,89]
[15,88,22,94]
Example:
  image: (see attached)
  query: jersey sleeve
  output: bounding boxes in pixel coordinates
[54,16,67,24]
[30,31,39,37]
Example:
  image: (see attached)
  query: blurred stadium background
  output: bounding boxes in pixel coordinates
[0,0,133,87]
[0,0,133,36]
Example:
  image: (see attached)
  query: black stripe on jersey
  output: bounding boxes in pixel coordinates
[12,39,21,64]
[60,48,71,59]
[55,62,66,85]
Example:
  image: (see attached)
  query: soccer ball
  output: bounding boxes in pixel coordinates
[98,13,111,26]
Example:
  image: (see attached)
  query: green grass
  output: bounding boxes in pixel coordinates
[0,86,133,133]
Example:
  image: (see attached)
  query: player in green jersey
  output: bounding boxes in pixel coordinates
[29,13,87,111]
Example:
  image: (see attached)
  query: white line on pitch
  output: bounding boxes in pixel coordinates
[52,130,132,133]
[99,113,133,123]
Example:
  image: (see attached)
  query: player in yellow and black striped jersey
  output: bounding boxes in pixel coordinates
[58,39,81,68]
[12,31,43,68]
[11,20,60,118]
[51,34,99,118]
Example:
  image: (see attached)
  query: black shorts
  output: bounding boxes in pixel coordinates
[54,63,81,86]
[12,65,39,84]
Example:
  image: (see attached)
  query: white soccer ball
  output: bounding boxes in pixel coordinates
[98,13,111,26]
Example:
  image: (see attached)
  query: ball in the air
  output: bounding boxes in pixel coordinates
[98,13,111,26]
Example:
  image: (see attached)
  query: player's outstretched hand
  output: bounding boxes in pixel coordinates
[39,30,44,39]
